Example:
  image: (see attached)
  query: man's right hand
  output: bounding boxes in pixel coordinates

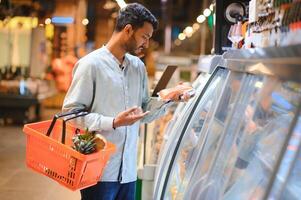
[113,107,150,128]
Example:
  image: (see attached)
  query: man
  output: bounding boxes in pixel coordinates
[63,3,191,200]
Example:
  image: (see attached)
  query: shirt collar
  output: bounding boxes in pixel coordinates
[103,45,129,70]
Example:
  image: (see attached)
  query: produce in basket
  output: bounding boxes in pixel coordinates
[72,129,107,154]
[94,133,107,150]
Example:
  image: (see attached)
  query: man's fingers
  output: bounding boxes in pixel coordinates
[125,106,139,114]
[140,111,150,117]
[182,93,190,101]
[131,111,150,121]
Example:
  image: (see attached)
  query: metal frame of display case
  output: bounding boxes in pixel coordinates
[223,44,301,82]
[155,44,301,200]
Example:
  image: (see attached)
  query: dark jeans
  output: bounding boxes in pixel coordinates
[80,181,136,200]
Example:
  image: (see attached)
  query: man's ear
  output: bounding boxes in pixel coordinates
[123,24,134,38]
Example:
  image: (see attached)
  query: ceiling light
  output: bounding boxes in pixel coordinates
[197,15,206,23]
[184,26,193,35]
[192,23,200,30]
[203,8,211,17]
[45,18,51,25]
[82,18,89,26]
[178,33,186,40]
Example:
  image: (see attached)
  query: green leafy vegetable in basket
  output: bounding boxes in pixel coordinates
[72,129,97,155]
[72,129,107,155]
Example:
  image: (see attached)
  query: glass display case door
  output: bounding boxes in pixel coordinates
[159,67,230,200]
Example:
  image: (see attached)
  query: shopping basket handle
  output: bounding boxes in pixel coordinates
[61,111,89,144]
[46,108,87,138]
[55,108,85,118]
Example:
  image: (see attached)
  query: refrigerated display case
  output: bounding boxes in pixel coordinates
[154,67,229,199]
[153,45,301,200]
[153,55,223,199]
[139,55,221,200]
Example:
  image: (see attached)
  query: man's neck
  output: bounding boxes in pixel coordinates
[106,34,126,64]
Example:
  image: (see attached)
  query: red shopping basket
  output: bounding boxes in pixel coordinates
[23,109,116,191]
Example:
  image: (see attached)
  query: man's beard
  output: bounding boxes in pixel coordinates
[125,35,143,56]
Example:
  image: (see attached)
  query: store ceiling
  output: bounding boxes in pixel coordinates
[0,0,210,54]
[1,0,204,28]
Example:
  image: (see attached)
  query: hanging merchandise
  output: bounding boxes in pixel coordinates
[11,27,31,68]
[0,17,40,77]
[245,0,301,48]
[0,28,10,69]
[8,18,35,69]
[216,0,301,52]
[227,19,244,49]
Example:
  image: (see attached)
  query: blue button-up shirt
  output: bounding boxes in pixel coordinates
[63,46,171,183]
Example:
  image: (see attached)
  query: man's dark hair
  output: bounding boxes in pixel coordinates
[115,3,158,31]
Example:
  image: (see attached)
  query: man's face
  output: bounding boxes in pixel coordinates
[125,22,153,56]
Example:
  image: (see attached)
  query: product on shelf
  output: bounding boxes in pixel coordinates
[246,0,301,48]
[227,0,301,49]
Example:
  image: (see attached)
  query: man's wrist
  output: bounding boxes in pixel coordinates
[112,118,116,129]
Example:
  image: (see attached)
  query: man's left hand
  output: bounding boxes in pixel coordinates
[158,82,195,102]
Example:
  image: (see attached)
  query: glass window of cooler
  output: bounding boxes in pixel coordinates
[177,71,246,200]
[156,73,211,170]
[154,73,210,197]
[184,74,261,200]
[153,102,187,197]
[268,114,301,200]
[161,68,230,200]
[214,78,301,200]
[154,69,223,199]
